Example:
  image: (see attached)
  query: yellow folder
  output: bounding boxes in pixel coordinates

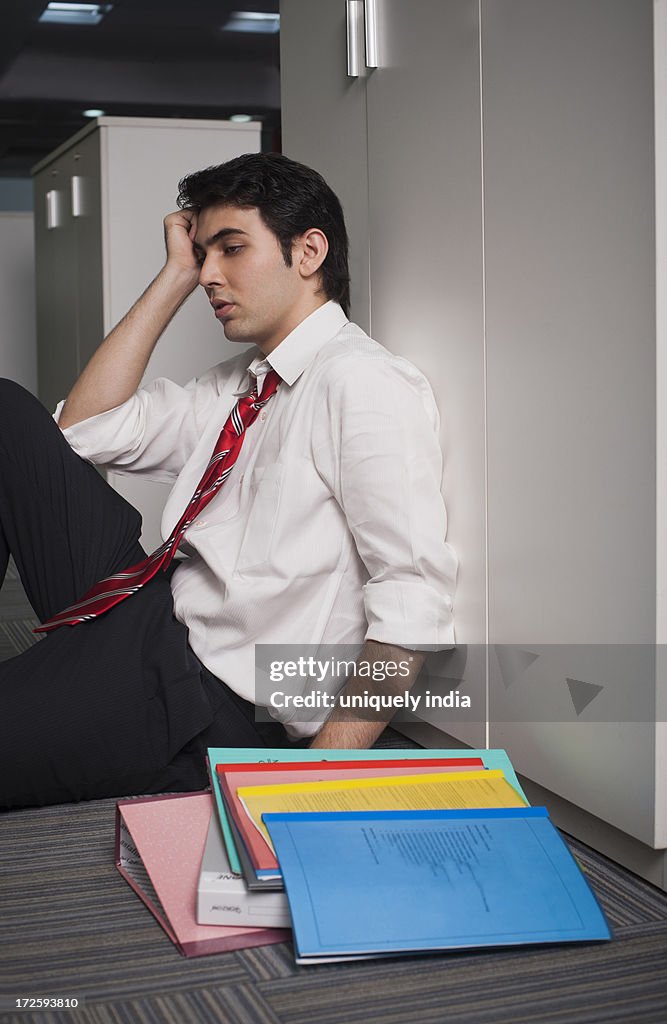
[237,769,527,851]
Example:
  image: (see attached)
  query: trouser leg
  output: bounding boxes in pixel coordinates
[0,576,212,807]
[0,379,145,623]
[0,579,297,809]
[0,381,295,808]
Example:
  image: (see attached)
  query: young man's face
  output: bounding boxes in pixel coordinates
[193,204,310,355]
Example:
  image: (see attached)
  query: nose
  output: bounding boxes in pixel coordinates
[198,253,226,291]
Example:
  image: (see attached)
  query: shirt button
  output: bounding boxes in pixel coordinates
[260,411,267,421]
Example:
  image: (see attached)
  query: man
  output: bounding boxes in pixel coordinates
[0,153,456,808]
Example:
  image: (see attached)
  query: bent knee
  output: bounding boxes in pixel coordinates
[0,378,51,422]
[0,379,58,457]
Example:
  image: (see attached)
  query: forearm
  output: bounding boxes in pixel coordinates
[309,640,425,749]
[59,264,196,429]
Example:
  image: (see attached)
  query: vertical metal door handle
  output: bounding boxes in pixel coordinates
[346,0,364,77]
[364,0,379,67]
[71,175,84,217]
[46,189,61,229]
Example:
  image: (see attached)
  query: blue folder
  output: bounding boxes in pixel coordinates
[263,807,611,962]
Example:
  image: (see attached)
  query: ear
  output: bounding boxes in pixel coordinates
[295,228,329,280]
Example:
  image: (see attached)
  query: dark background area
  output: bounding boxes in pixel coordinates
[0,0,281,183]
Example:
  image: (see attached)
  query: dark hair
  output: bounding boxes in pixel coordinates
[177,152,350,316]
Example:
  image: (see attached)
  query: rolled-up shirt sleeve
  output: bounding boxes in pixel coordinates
[53,374,210,483]
[316,358,458,650]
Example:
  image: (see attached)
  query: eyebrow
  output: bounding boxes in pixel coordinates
[192,227,249,251]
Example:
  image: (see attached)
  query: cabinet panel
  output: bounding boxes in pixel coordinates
[483,0,656,646]
[482,0,658,841]
[279,0,667,864]
[366,0,486,744]
[34,118,262,552]
[280,0,370,330]
[34,156,79,412]
[101,121,262,551]
[102,122,260,384]
[70,129,104,373]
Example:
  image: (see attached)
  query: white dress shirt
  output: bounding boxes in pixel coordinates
[56,301,457,737]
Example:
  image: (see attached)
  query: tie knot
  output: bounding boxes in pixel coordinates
[253,368,281,407]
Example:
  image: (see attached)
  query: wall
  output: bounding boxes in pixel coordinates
[0,211,37,394]
[0,179,33,212]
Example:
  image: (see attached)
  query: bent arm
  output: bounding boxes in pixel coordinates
[310,640,425,749]
[309,358,457,749]
[59,211,200,430]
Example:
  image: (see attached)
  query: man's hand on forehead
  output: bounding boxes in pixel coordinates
[162,209,200,280]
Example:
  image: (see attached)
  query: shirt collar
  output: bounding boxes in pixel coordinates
[235,301,349,394]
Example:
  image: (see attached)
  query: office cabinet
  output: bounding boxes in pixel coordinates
[483,0,661,851]
[281,0,667,879]
[32,117,261,550]
[282,0,488,749]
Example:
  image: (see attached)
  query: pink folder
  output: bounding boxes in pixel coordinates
[115,791,290,957]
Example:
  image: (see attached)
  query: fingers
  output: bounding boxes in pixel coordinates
[163,209,197,237]
[162,209,200,276]
[186,209,199,241]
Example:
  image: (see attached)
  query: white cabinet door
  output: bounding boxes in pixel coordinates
[365,0,486,746]
[34,118,262,552]
[34,150,85,413]
[282,0,486,744]
[99,119,262,551]
[280,0,370,331]
[482,0,660,844]
[70,127,105,376]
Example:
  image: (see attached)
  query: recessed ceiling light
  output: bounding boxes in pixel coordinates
[222,11,280,34]
[229,114,254,123]
[39,3,112,26]
[83,108,106,118]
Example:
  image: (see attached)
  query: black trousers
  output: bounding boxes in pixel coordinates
[0,379,295,809]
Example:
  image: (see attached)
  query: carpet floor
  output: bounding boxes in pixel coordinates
[3,565,667,1024]
[3,780,667,1024]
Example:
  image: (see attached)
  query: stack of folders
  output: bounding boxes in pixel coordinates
[205,746,612,964]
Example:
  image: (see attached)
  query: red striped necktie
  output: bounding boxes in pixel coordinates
[36,369,282,633]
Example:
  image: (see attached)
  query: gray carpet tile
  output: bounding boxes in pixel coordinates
[0,560,40,655]
[0,588,36,624]
[0,620,41,658]
[256,936,667,1024]
[3,565,667,1023]
[0,987,284,1024]
[0,561,31,624]
[2,795,667,1024]
[236,944,302,983]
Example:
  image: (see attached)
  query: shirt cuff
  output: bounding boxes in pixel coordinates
[53,397,139,465]
[363,579,455,651]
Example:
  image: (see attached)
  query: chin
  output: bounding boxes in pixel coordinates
[223,325,245,343]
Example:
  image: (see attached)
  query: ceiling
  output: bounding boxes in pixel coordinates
[0,0,281,178]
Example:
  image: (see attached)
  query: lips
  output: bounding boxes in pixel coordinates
[212,300,235,320]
